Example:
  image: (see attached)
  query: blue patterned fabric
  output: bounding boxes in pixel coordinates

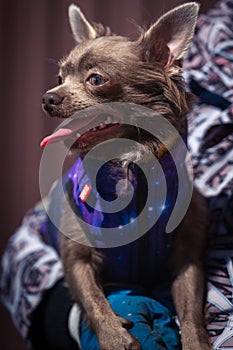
[80,287,180,350]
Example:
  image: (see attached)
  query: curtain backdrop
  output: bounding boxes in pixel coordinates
[0,1,216,349]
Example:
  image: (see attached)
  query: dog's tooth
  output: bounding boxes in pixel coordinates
[104,117,112,124]
[76,132,81,138]
[92,127,97,131]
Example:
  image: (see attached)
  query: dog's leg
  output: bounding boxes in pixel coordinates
[60,198,141,350]
[171,191,211,350]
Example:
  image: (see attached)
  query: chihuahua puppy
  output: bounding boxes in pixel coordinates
[42,3,210,350]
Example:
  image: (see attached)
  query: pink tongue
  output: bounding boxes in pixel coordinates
[40,114,100,147]
[40,128,74,147]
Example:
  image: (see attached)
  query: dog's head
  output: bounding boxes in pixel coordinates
[42,3,198,156]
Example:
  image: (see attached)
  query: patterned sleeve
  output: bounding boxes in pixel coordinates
[0,199,64,341]
[183,0,233,198]
[184,0,233,348]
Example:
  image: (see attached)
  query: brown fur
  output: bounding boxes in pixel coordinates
[42,3,211,349]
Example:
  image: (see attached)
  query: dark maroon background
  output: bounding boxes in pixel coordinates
[0,1,216,349]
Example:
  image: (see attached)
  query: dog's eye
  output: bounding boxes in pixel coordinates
[58,76,63,85]
[88,74,106,86]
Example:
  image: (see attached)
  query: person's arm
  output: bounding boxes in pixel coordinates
[0,201,62,338]
[0,200,80,349]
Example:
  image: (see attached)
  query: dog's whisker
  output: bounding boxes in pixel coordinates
[46,58,59,66]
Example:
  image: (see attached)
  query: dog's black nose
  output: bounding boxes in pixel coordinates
[42,92,63,107]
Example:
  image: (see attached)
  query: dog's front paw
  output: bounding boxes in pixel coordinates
[97,317,141,350]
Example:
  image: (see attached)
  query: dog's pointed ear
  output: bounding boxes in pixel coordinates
[68,4,97,43]
[140,2,199,68]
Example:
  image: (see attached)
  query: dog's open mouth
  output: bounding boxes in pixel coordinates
[40,114,121,148]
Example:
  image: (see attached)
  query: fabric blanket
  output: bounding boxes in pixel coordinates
[184,0,233,348]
